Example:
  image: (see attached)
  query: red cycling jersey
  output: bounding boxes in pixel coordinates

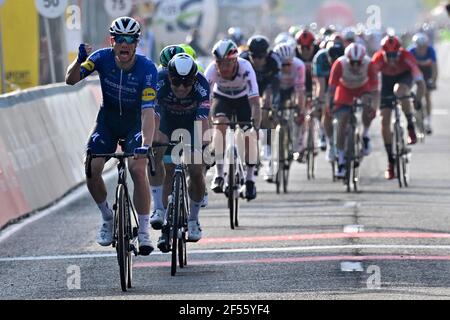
[372,48,423,80]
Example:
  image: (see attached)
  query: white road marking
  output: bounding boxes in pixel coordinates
[344,225,364,233]
[341,261,364,272]
[2,244,450,262]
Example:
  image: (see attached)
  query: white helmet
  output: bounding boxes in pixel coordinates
[212,39,239,60]
[345,43,366,62]
[109,16,141,38]
[274,43,295,63]
[412,33,429,47]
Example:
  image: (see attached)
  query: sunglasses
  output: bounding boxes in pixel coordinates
[216,59,235,67]
[349,60,362,67]
[386,52,399,60]
[169,76,195,87]
[282,62,292,67]
[250,54,266,60]
[114,35,138,44]
[300,45,312,50]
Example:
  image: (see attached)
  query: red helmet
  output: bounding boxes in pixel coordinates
[295,30,315,47]
[381,35,401,53]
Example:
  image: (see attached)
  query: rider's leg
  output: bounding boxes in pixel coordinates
[187,162,205,222]
[86,157,111,221]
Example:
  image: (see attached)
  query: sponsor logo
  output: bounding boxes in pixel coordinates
[81,60,95,72]
[142,88,156,101]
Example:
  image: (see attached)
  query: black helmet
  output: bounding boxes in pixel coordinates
[247,35,270,56]
[167,53,198,86]
[326,41,345,62]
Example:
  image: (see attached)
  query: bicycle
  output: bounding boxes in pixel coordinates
[154,140,191,276]
[385,94,414,188]
[332,98,367,192]
[86,141,155,291]
[270,104,296,193]
[213,114,253,230]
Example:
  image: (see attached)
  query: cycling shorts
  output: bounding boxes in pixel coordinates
[381,71,413,109]
[212,93,252,131]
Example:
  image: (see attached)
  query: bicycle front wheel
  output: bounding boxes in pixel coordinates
[116,184,130,291]
[171,174,182,276]
[228,164,235,229]
[393,123,403,188]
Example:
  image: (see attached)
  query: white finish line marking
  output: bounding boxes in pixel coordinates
[3,244,450,262]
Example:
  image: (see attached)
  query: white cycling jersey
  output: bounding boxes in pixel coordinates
[279,57,306,92]
[205,57,259,99]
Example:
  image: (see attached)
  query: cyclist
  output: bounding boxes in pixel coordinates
[372,35,426,180]
[149,53,210,249]
[65,17,158,256]
[273,43,306,162]
[228,27,246,47]
[312,39,345,161]
[206,39,261,200]
[295,29,321,97]
[408,32,438,135]
[328,43,380,178]
[240,35,281,181]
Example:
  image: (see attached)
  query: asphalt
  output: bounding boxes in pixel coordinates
[1,75,450,301]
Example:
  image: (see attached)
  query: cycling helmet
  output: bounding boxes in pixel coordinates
[295,29,315,47]
[412,33,429,47]
[167,53,198,84]
[247,35,270,56]
[274,43,295,63]
[326,41,345,62]
[381,35,401,53]
[228,27,245,46]
[159,45,185,67]
[345,43,366,62]
[212,39,239,60]
[179,43,198,60]
[288,25,303,38]
[109,16,141,38]
[342,28,356,43]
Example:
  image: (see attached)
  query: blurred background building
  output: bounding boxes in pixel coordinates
[0,0,448,93]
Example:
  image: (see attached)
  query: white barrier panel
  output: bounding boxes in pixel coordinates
[0,80,101,228]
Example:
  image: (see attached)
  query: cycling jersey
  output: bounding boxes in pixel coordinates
[205,57,259,99]
[81,48,158,154]
[372,48,423,81]
[240,50,281,96]
[295,44,320,93]
[408,45,437,67]
[329,56,378,108]
[280,57,305,92]
[330,56,378,90]
[313,48,333,80]
[81,48,158,115]
[155,70,210,120]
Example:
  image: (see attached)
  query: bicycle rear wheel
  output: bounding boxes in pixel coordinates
[306,119,315,180]
[116,184,130,291]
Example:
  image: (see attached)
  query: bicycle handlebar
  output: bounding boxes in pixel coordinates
[85,148,156,178]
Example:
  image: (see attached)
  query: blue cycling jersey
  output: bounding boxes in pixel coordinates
[408,45,437,63]
[80,48,158,115]
[155,69,211,120]
[313,48,332,79]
